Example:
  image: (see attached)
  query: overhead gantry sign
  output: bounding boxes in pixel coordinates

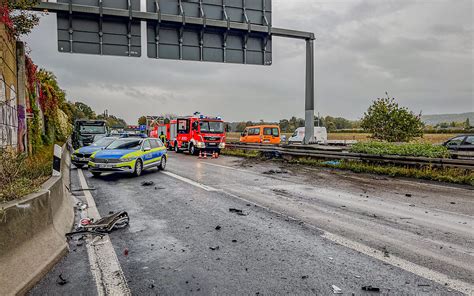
[33,0,317,144]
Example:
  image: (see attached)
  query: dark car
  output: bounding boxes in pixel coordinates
[71,136,118,168]
[443,134,474,151]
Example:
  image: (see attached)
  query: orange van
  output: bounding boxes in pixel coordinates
[239,125,281,144]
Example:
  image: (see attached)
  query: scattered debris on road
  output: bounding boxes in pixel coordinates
[417,284,430,287]
[272,188,289,195]
[80,218,92,226]
[209,246,220,251]
[215,225,221,230]
[232,239,237,243]
[382,246,390,257]
[229,208,248,216]
[450,202,456,204]
[155,186,165,190]
[262,169,288,175]
[301,275,308,279]
[361,285,380,292]
[123,248,129,256]
[405,193,412,197]
[66,211,130,237]
[56,274,68,286]
[141,181,155,186]
[331,285,342,294]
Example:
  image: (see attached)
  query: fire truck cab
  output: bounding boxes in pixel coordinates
[169,115,226,155]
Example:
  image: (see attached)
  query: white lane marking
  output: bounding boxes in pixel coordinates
[77,169,131,296]
[163,169,474,295]
[162,171,218,192]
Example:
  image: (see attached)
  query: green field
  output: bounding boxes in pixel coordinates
[226,132,457,144]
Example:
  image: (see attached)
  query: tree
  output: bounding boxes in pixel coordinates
[4,0,41,37]
[74,102,96,119]
[138,116,147,126]
[361,97,424,142]
[97,114,127,128]
[465,118,471,130]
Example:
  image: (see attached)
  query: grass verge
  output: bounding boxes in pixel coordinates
[221,149,260,158]
[221,149,473,186]
[350,141,450,158]
[0,146,53,203]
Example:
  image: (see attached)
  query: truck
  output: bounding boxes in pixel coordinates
[153,115,226,155]
[72,119,108,149]
[288,127,328,145]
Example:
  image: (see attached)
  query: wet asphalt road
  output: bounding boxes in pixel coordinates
[30,153,473,295]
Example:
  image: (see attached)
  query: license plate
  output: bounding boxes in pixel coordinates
[79,158,87,161]
[208,143,217,146]
[98,164,113,169]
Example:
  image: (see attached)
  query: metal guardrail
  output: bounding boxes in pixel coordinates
[226,143,474,170]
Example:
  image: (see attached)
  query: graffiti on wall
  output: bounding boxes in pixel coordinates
[0,74,18,148]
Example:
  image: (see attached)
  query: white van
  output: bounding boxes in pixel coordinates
[288,127,328,144]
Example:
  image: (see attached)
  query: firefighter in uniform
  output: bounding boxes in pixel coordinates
[159,132,167,147]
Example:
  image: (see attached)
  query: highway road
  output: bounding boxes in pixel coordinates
[29,153,474,295]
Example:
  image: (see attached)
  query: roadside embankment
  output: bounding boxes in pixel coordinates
[0,144,74,295]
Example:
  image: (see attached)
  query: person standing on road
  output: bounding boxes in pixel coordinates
[159,132,167,147]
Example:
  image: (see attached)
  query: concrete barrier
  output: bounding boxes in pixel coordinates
[0,144,74,295]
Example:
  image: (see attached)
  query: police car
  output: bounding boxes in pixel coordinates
[71,136,118,168]
[88,137,167,177]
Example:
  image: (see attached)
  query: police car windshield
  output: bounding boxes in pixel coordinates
[106,139,142,150]
[200,121,224,133]
[91,137,116,147]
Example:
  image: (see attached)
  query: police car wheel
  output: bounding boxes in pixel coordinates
[134,159,143,177]
[92,172,101,177]
[75,164,84,169]
[158,156,167,170]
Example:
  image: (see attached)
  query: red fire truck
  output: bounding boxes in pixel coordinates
[150,115,226,155]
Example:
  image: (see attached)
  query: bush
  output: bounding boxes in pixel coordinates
[361,97,424,142]
[350,141,450,158]
[0,146,52,202]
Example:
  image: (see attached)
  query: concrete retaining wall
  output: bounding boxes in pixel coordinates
[0,145,74,295]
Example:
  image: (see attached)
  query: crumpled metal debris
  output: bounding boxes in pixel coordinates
[66,211,130,237]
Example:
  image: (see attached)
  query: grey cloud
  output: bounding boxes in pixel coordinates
[23,0,473,123]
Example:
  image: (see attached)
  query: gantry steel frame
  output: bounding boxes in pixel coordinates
[33,1,317,144]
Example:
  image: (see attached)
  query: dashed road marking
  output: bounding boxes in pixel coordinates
[164,169,474,295]
[77,169,131,296]
[162,171,218,192]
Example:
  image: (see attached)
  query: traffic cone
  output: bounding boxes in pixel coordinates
[215,151,219,158]
[212,151,216,159]
[203,151,207,159]
[198,151,202,159]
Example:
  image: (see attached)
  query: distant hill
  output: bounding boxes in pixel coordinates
[421,112,473,126]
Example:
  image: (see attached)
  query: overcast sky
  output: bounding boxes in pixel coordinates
[24,0,473,124]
